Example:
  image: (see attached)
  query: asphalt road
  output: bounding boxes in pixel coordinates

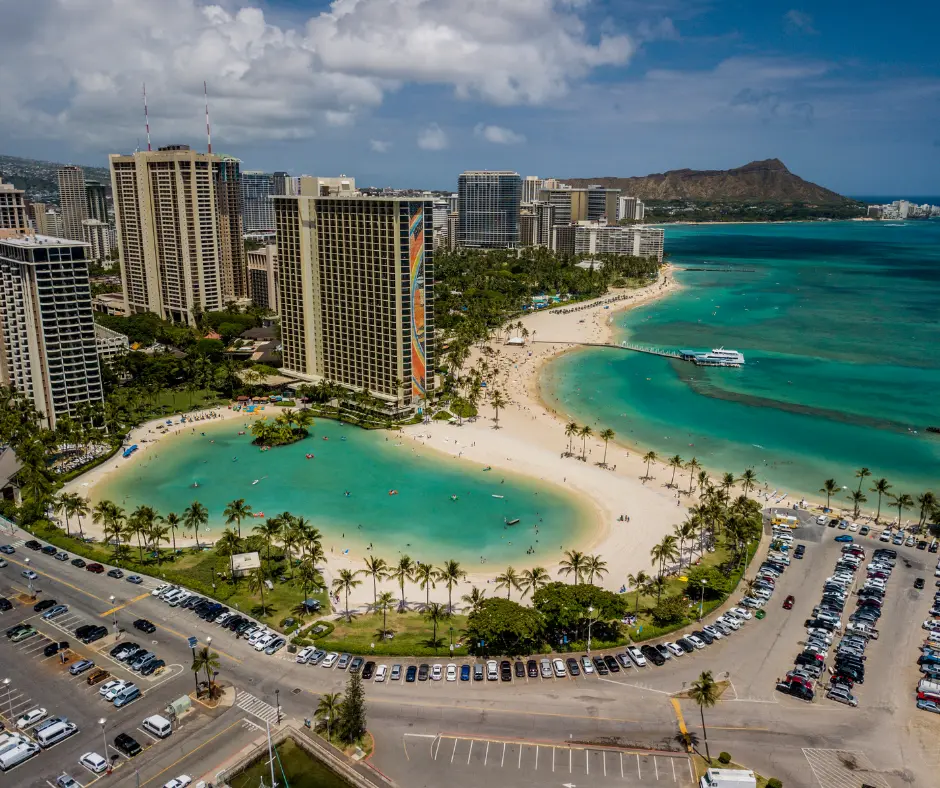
[2,512,939,788]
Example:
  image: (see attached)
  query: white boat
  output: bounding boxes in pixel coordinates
[492,494,504,499]
[696,347,745,366]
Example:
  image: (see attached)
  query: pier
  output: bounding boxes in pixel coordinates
[531,340,741,366]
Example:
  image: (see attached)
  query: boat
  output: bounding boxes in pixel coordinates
[492,494,504,499]
[483,466,492,471]
[505,518,520,526]
[680,347,745,366]
[305,453,315,459]
[252,479,260,485]
[389,490,398,496]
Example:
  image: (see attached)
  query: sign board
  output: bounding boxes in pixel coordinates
[187,636,198,649]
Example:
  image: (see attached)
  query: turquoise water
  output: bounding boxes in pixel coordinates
[94,417,589,565]
[542,221,940,506]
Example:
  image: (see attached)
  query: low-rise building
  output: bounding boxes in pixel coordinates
[247,245,278,313]
[94,323,129,364]
[92,291,128,316]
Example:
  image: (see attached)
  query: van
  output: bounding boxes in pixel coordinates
[141,715,172,739]
[113,685,141,708]
[0,733,28,758]
[168,591,190,607]
[162,589,183,604]
[36,722,78,749]
[0,741,40,771]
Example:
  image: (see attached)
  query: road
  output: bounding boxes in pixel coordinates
[2,512,939,788]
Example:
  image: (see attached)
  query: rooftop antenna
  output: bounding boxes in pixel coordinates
[142,83,152,151]
[204,81,212,155]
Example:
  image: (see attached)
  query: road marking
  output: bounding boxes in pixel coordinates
[585,749,589,775]
[670,698,692,752]
[138,720,242,787]
[236,690,279,725]
[483,740,489,766]
[569,748,572,774]
[518,744,522,769]
[655,755,659,780]
[620,752,624,779]
[637,752,641,779]
[467,740,473,765]
[99,593,150,617]
[368,697,637,723]
[672,756,677,781]
[535,744,538,770]
[450,738,457,763]
[2,556,107,602]
[553,746,555,772]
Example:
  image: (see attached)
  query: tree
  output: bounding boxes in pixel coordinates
[164,512,181,554]
[626,570,650,615]
[819,479,838,510]
[332,569,363,623]
[688,670,721,763]
[253,517,283,562]
[598,428,615,467]
[247,566,271,614]
[183,500,208,549]
[855,466,872,494]
[650,535,679,603]
[668,455,684,487]
[413,562,437,608]
[191,646,221,694]
[890,492,914,526]
[437,560,467,614]
[870,478,892,521]
[578,425,592,460]
[721,472,736,495]
[494,566,520,599]
[374,591,396,638]
[519,567,550,598]
[464,597,544,657]
[558,549,586,584]
[584,554,609,585]
[297,558,323,604]
[315,692,343,741]
[650,594,688,626]
[216,528,242,581]
[565,422,579,455]
[848,489,867,519]
[686,457,700,494]
[223,498,252,539]
[643,451,656,479]
[424,602,448,648]
[918,492,937,528]
[338,671,366,745]
[149,523,171,564]
[392,555,414,612]
[532,582,627,645]
[460,585,486,615]
[739,468,758,496]
[490,390,507,428]
[362,556,388,607]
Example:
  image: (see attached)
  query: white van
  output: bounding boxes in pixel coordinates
[142,715,172,739]
[0,741,41,771]
[36,722,78,749]
[162,589,184,604]
[0,733,28,757]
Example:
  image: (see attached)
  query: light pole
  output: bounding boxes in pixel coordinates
[205,637,212,693]
[3,678,13,723]
[698,580,708,621]
[586,606,594,653]
[109,595,117,634]
[99,717,107,758]
[275,688,281,725]
[24,558,32,597]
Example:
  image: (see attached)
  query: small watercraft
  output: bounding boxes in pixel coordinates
[451,495,458,501]
[483,466,492,471]
[505,518,520,526]
[492,494,504,499]
[323,436,329,441]
[389,490,399,496]
[254,512,265,518]
[252,479,260,485]
[305,453,314,459]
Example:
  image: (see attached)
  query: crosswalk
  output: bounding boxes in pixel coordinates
[236,690,281,725]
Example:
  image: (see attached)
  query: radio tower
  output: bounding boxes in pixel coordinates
[142,83,152,151]
[204,81,212,155]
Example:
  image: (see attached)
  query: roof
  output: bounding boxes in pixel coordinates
[0,448,23,488]
[241,326,277,340]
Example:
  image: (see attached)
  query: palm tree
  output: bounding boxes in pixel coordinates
[490,390,507,428]
[216,528,243,581]
[191,646,221,693]
[578,425,593,460]
[223,498,252,539]
[183,500,208,549]
[246,566,271,613]
[848,489,867,519]
[720,472,736,495]
[362,556,388,607]
[668,455,684,487]
[332,569,363,623]
[739,468,758,496]
[460,585,486,615]
[819,479,838,510]
[688,670,721,763]
[558,549,586,584]
[149,524,171,564]
[297,558,323,604]
[890,492,914,526]
[437,560,466,614]
[374,591,396,638]
[315,692,343,741]
[164,512,181,554]
[855,466,872,494]
[414,563,437,608]
[598,428,615,466]
[423,602,448,648]
[518,567,550,598]
[626,570,649,615]
[649,535,679,603]
[870,478,892,521]
[697,469,710,499]
[565,422,579,455]
[253,518,283,562]
[686,457,700,494]
[676,518,699,567]
[584,554,609,585]
[918,492,937,528]
[129,505,157,561]
[643,451,657,479]
[392,555,414,612]
[55,494,72,537]
[494,566,520,599]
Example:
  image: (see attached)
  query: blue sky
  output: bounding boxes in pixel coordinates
[1,0,937,194]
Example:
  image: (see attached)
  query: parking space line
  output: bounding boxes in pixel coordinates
[621,752,624,779]
[552,746,555,772]
[535,745,538,770]
[518,744,522,769]
[450,738,457,763]
[569,748,572,773]
[138,720,242,788]
[585,749,589,775]
[655,755,659,779]
[501,742,506,768]
[637,752,641,778]
[483,741,489,766]
[603,751,607,777]
[137,726,161,742]
[466,740,473,765]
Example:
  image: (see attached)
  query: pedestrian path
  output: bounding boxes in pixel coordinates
[236,690,280,725]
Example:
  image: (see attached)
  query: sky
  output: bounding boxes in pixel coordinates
[0,0,937,194]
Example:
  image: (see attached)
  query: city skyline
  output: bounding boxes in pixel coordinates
[0,2,937,194]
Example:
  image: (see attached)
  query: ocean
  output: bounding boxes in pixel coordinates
[542,220,940,512]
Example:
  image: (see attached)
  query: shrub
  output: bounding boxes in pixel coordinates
[650,594,688,626]
[718,752,731,765]
[767,779,783,788]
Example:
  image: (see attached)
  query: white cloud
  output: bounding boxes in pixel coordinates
[474,123,526,144]
[0,0,633,152]
[417,123,448,151]
[784,10,817,35]
[369,139,391,153]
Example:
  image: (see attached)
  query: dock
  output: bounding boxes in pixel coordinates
[531,341,741,366]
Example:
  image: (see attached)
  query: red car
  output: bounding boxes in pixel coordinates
[85,563,105,574]
[783,595,795,610]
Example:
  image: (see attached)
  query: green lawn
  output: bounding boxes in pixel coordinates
[316,610,470,657]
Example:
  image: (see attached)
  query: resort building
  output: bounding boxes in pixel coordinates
[109,145,247,325]
[247,244,279,313]
[92,292,127,316]
[57,165,90,241]
[519,210,538,247]
[241,171,276,232]
[94,323,129,364]
[298,175,357,197]
[85,181,108,223]
[274,194,435,412]
[81,219,113,263]
[0,178,30,238]
[272,171,297,196]
[538,185,620,225]
[522,175,544,205]
[0,234,104,428]
[553,221,665,262]
[32,206,64,238]
[617,196,646,221]
[457,170,522,248]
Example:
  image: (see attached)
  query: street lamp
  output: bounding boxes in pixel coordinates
[99,718,107,758]
[586,606,594,653]
[3,678,13,723]
[698,580,708,621]
[275,688,281,725]
[109,595,117,634]
[24,558,32,597]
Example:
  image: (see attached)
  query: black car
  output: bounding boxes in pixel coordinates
[0,599,11,612]
[25,540,42,550]
[405,665,417,682]
[514,661,525,678]
[44,641,69,657]
[133,619,156,634]
[915,578,926,590]
[209,607,229,622]
[201,604,222,620]
[226,616,246,631]
[917,541,928,551]
[417,664,429,681]
[71,558,86,568]
[41,545,57,555]
[75,624,96,638]
[693,629,714,645]
[81,626,108,644]
[236,621,254,634]
[33,598,57,613]
[349,657,364,674]
[592,656,609,675]
[114,733,142,757]
[500,660,512,681]
[6,624,29,638]
[526,659,538,677]
[641,645,666,666]
[931,543,939,554]
[603,655,620,673]
[107,568,124,579]
[362,661,376,680]
[140,659,165,677]
[566,657,581,676]
[183,596,203,610]
[193,601,212,615]
[675,638,695,654]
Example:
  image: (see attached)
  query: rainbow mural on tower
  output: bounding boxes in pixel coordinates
[409,204,427,400]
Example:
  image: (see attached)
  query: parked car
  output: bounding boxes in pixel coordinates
[783,595,795,610]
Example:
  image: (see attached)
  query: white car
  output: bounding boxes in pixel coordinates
[848,523,859,532]
[103,681,130,701]
[740,597,765,609]
[923,620,940,631]
[702,625,723,640]
[151,584,170,597]
[296,646,315,664]
[16,707,47,729]
[162,776,192,788]
[687,635,706,650]
[580,655,595,673]
[664,642,684,657]
[816,515,828,525]
[626,646,647,666]
[553,658,567,677]
[248,629,269,646]
[79,752,109,774]
[445,663,457,682]
[22,569,38,580]
[430,664,443,681]
[98,679,125,697]
[729,607,752,621]
[375,664,388,682]
[321,652,339,668]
